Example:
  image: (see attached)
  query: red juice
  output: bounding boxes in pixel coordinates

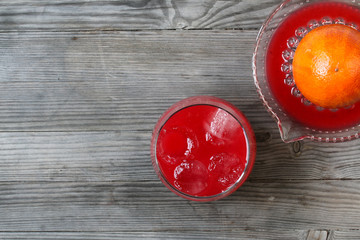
[151,96,256,201]
[266,1,360,130]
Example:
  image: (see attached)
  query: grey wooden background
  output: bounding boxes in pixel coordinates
[0,0,359,239]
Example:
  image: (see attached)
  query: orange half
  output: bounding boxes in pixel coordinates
[292,24,360,109]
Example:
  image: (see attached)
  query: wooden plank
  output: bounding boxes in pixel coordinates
[1,132,360,182]
[0,131,156,182]
[0,180,359,231]
[0,30,262,131]
[330,230,360,239]
[0,0,282,31]
[254,137,360,180]
[0,231,308,240]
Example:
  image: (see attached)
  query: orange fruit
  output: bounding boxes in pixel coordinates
[292,24,360,109]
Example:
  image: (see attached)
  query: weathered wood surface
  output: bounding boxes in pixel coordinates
[1,131,360,182]
[1,1,360,239]
[330,230,360,240]
[0,31,259,131]
[0,0,282,31]
[1,180,360,232]
[0,231,308,240]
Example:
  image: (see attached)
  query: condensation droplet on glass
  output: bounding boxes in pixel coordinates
[295,27,308,38]
[301,97,312,106]
[282,49,295,61]
[287,37,299,49]
[284,75,295,86]
[316,106,325,111]
[291,87,302,98]
[321,17,333,25]
[334,18,345,25]
[348,23,359,30]
[308,20,320,30]
[344,104,356,110]
[281,62,292,73]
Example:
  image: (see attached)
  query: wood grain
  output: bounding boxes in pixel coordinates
[330,230,360,239]
[0,0,282,31]
[1,1,360,238]
[0,30,260,131]
[1,132,360,182]
[0,231,307,240]
[2,230,359,240]
[0,181,360,231]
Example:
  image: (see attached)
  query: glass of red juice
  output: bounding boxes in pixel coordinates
[151,96,256,201]
[253,0,360,143]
